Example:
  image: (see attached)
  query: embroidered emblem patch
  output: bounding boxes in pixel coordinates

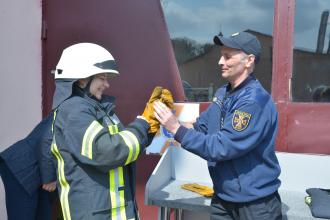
[232,110,251,131]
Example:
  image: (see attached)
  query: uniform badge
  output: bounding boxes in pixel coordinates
[232,110,251,131]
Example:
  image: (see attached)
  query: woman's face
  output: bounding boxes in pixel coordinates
[89,73,110,100]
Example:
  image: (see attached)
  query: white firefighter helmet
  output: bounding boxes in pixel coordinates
[54,42,119,79]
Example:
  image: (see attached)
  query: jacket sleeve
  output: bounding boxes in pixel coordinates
[194,88,225,134]
[37,112,56,184]
[174,101,271,162]
[193,108,209,134]
[58,106,151,172]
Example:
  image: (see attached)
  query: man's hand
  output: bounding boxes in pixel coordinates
[153,101,180,134]
[142,87,163,133]
[42,181,57,192]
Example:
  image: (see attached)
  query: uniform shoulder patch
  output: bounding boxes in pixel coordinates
[232,110,252,131]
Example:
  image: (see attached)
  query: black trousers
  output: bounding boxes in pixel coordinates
[0,161,53,220]
[210,192,282,220]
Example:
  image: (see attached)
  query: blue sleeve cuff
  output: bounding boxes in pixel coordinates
[174,125,189,143]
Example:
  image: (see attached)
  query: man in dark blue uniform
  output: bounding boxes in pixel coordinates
[154,31,282,220]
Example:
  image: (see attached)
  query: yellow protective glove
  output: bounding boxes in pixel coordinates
[181,183,214,197]
[160,88,174,110]
[142,86,163,133]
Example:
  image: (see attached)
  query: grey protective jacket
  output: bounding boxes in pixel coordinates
[52,89,151,220]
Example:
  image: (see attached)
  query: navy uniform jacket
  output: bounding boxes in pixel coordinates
[175,75,281,202]
[52,89,152,220]
[0,113,56,195]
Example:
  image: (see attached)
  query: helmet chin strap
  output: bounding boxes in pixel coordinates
[74,76,94,98]
[82,76,95,99]
[75,75,101,101]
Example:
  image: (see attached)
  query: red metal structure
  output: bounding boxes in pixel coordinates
[273,0,330,154]
[42,0,330,219]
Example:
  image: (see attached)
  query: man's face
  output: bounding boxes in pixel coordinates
[218,47,249,83]
[89,73,110,100]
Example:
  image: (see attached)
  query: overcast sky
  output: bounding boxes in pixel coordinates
[161,0,330,52]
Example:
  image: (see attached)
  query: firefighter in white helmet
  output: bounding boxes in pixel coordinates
[51,42,172,220]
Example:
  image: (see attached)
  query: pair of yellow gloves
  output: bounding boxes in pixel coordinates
[142,86,174,133]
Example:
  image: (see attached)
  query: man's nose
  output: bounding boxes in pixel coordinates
[218,56,225,66]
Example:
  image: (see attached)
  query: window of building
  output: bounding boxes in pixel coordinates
[161,0,274,101]
[292,1,330,102]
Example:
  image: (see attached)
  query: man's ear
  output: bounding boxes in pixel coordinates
[246,54,255,68]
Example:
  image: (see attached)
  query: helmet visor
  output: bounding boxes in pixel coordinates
[94,60,118,72]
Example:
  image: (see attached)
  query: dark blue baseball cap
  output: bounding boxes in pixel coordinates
[213,31,261,63]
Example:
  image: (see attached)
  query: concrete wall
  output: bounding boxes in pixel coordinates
[0,0,42,218]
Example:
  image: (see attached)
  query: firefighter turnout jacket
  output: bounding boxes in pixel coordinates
[51,89,151,220]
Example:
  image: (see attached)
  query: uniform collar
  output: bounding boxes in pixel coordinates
[99,96,116,114]
[226,74,256,96]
